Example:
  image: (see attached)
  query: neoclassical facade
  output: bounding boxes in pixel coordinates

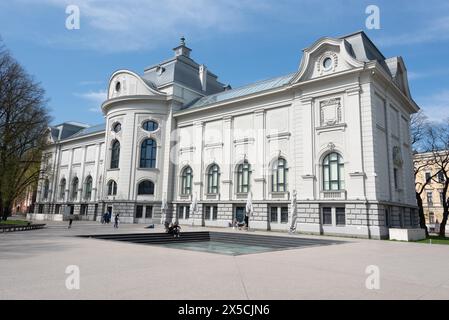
[33,31,420,239]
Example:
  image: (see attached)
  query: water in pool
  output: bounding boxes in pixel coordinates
[159,241,275,255]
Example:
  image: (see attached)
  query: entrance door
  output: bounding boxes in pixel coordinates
[235,207,245,224]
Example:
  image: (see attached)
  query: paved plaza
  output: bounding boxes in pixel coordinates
[1,221,449,300]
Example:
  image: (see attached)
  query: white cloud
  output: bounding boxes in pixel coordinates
[418,90,449,123]
[74,89,107,113]
[19,0,267,52]
[377,15,449,47]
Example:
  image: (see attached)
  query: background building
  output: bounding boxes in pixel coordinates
[31,31,420,239]
[414,151,447,231]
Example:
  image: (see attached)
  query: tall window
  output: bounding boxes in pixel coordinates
[322,153,344,191]
[59,178,66,200]
[138,180,154,195]
[181,166,193,195]
[110,140,120,169]
[107,180,117,196]
[237,161,251,193]
[71,177,79,200]
[438,171,445,183]
[142,120,158,132]
[43,179,50,199]
[272,158,287,192]
[427,191,433,206]
[84,176,93,200]
[207,164,220,194]
[140,138,157,168]
[425,171,432,183]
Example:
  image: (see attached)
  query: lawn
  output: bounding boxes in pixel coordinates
[415,236,449,245]
[0,220,31,226]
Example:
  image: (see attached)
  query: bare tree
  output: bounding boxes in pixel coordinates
[426,122,449,237]
[0,39,51,220]
[411,111,432,236]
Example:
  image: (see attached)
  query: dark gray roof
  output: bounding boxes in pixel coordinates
[183,73,295,110]
[142,55,226,96]
[66,123,105,140]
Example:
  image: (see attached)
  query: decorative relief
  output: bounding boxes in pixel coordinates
[316,51,338,75]
[320,98,342,127]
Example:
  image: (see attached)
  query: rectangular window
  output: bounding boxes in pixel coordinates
[336,207,346,225]
[323,207,332,225]
[440,191,444,205]
[212,206,218,220]
[385,208,390,227]
[280,207,288,223]
[38,204,44,213]
[429,212,435,224]
[55,204,61,215]
[427,192,433,206]
[270,207,278,223]
[145,206,153,218]
[205,206,211,220]
[185,206,190,220]
[136,205,143,218]
[425,172,432,183]
[438,171,445,183]
[80,204,88,215]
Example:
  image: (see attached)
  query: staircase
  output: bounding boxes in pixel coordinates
[80,231,342,249]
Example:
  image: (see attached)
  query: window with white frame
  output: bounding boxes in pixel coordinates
[322,153,344,191]
[271,158,288,192]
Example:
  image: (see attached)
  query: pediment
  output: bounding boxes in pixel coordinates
[291,37,364,84]
[107,70,165,100]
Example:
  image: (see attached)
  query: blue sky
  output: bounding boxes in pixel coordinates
[0,0,448,125]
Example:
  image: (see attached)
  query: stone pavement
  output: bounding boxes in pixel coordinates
[1,221,448,299]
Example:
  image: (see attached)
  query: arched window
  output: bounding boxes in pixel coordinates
[71,177,79,200]
[207,164,220,194]
[110,140,120,169]
[272,158,287,192]
[84,176,93,200]
[107,180,117,196]
[237,161,251,193]
[59,178,66,200]
[140,138,157,168]
[323,152,344,191]
[142,120,158,132]
[138,180,155,195]
[181,166,193,195]
[43,179,50,199]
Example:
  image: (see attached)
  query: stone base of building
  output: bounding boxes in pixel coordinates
[32,200,419,239]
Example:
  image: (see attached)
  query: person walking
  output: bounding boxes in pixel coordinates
[68,216,73,229]
[114,213,120,229]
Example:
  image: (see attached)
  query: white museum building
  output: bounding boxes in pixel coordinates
[32,31,420,239]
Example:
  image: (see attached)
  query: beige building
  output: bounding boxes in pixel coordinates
[414,152,447,230]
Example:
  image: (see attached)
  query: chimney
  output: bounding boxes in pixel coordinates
[199,65,207,92]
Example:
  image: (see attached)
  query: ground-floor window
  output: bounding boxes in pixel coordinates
[177,205,189,220]
[429,212,435,224]
[322,207,345,226]
[336,207,346,225]
[80,204,88,215]
[204,205,218,221]
[38,204,44,213]
[322,207,332,225]
[136,205,144,218]
[145,206,153,218]
[270,206,288,224]
[55,204,61,215]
